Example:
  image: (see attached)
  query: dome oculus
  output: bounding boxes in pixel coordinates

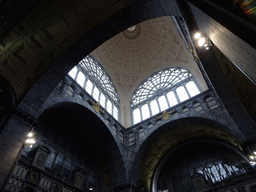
[123,24,140,39]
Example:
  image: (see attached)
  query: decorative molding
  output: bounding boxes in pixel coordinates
[89,100,104,114]
[157,109,175,121]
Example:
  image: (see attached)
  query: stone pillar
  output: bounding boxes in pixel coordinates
[176,0,256,141]
[0,107,36,190]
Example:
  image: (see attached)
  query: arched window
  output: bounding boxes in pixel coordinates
[133,108,141,124]
[131,68,192,107]
[77,71,85,88]
[131,68,201,124]
[150,100,159,116]
[141,104,150,120]
[158,96,168,111]
[113,106,118,120]
[79,56,119,103]
[68,66,77,79]
[67,55,120,121]
[85,79,93,95]
[167,91,178,107]
[100,93,106,108]
[186,81,200,97]
[107,100,113,114]
[92,86,99,101]
[176,86,189,102]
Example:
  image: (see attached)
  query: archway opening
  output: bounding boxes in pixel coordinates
[20,102,124,192]
[155,141,253,192]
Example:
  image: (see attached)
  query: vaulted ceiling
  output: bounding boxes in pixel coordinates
[91,17,208,126]
[0,0,138,101]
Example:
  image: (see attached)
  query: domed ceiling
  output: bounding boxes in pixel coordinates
[91,16,208,126]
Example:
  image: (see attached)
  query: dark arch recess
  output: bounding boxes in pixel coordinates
[130,117,242,190]
[152,138,252,192]
[37,102,126,190]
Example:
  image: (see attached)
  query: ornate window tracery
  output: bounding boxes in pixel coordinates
[80,56,118,103]
[131,67,200,124]
[68,55,119,120]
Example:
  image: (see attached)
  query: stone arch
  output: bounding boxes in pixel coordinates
[152,138,252,192]
[140,111,244,144]
[130,116,242,190]
[18,0,183,117]
[36,102,126,190]
[38,93,105,123]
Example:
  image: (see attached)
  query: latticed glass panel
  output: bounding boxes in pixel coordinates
[130,68,201,124]
[113,106,118,120]
[85,80,93,95]
[150,100,159,115]
[158,96,168,111]
[79,56,119,103]
[100,93,106,108]
[176,86,189,102]
[77,71,85,88]
[167,91,178,107]
[107,100,113,114]
[133,108,141,124]
[141,104,150,120]
[68,66,77,79]
[186,81,200,97]
[93,86,99,101]
[131,68,191,106]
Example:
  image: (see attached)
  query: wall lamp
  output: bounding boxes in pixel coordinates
[249,151,256,165]
[25,127,36,148]
[194,32,212,50]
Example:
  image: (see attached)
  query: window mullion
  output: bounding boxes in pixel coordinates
[84,78,88,89]
[165,94,170,108]
[148,103,152,117]
[74,69,79,81]
[174,89,181,103]
[184,84,191,98]
[139,107,143,122]
[91,85,95,97]
[98,92,101,103]
[156,99,161,113]
[104,96,107,109]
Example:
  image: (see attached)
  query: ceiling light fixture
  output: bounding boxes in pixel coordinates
[198,38,206,47]
[249,151,256,166]
[193,31,213,50]
[194,32,201,39]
